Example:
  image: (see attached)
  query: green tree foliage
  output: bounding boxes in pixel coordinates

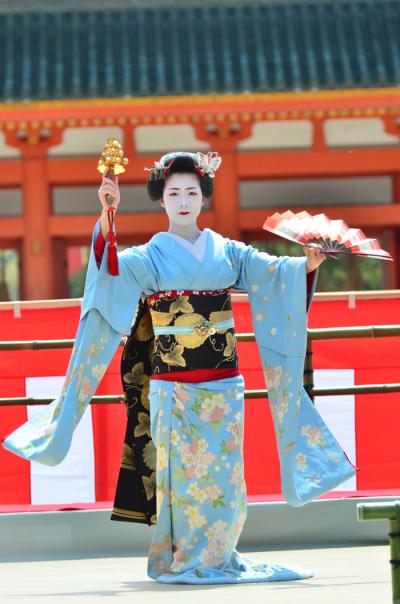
[68,244,131,298]
[69,265,87,298]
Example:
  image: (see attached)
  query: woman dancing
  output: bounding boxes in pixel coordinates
[2,151,355,584]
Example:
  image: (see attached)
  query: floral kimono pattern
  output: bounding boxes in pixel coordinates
[1,220,356,584]
[147,377,313,584]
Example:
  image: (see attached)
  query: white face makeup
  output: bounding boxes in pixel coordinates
[161,172,204,229]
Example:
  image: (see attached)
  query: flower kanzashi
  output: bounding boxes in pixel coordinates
[196,151,222,178]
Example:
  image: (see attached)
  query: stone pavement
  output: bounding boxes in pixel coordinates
[0,545,391,604]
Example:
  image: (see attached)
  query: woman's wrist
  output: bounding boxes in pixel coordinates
[99,208,116,240]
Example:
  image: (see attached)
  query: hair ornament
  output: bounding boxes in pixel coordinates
[194,165,205,177]
[144,151,222,181]
[144,160,164,181]
[162,160,174,177]
[196,151,222,178]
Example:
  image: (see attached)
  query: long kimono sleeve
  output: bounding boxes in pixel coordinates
[1,219,150,465]
[80,218,150,335]
[227,240,356,506]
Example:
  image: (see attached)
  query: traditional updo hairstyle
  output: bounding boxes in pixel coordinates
[146,151,214,202]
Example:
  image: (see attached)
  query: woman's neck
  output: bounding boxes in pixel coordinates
[168,223,202,244]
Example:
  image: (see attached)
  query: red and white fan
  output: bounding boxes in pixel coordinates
[263,210,392,261]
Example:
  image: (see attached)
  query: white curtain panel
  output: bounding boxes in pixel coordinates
[314,369,356,491]
[26,376,95,505]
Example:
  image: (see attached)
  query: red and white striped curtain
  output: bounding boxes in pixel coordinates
[1,294,399,507]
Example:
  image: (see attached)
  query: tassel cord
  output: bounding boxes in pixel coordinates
[106,206,119,276]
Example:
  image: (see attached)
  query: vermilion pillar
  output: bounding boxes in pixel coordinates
[212,146,240,239]
[312,119,326,151]
[21,147,52,299]
[390,173,400,288]
[195,121,253,240]
[5,129,62,300]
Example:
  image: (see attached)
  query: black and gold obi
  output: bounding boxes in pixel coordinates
[110,290,239,526]
[149,290,238,374]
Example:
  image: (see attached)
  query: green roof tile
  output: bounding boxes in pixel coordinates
[0,0,399,101]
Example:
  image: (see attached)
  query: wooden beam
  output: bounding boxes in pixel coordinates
[46,155,168,185]
[20,147,400,188]
[0,217,24,241]
[5,203,395,240]
[238,148,400,179]
[0,160,22,186]
[47,204,397,250]
[49,211,215,238]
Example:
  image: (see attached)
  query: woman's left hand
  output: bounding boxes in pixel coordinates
[303,245,327,273]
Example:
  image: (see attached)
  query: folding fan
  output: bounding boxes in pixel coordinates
[262,210,392,261]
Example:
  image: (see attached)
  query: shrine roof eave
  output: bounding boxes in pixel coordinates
[0,1,400,101]
[1,88,400,129]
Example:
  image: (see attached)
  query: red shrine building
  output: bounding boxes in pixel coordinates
[0,0,400,300]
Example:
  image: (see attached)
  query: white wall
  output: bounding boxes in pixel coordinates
[48,127,124,156]
[240,176,392,208]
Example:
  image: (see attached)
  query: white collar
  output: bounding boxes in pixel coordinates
[164,229,208,262]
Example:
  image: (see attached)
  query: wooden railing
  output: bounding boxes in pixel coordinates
[1,289,399,406]
[358,502,400,604]
[0,322,399,405]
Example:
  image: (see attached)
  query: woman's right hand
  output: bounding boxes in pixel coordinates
[98,174,121,211]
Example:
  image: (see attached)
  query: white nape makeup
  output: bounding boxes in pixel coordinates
[160,172,205,243]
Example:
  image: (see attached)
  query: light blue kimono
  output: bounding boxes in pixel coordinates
[2,219,355,584]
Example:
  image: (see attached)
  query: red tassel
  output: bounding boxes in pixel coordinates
[106,206,119,276]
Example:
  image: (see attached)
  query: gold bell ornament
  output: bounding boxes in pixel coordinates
[97,138,129,275]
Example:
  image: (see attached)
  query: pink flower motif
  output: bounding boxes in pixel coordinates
[210,407,225,421]
[174,387,191,404]
[264,366,282,390]
[208,538,219,554]
[198,410,209,422]
[189,440,200,454]
[226,437,238,450]
[153,559,171,574]
[184,466,195,480]
[80,378,93,398]
[174,549,186,562]
[202,452,216,465]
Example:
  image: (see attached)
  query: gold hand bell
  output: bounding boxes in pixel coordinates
[97,137,129,206]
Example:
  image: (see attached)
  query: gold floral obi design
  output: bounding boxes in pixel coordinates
[147,290,239,375]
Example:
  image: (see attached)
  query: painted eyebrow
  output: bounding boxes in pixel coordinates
[166,187,198,190]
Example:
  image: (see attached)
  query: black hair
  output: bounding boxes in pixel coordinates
[146,151,213,202]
